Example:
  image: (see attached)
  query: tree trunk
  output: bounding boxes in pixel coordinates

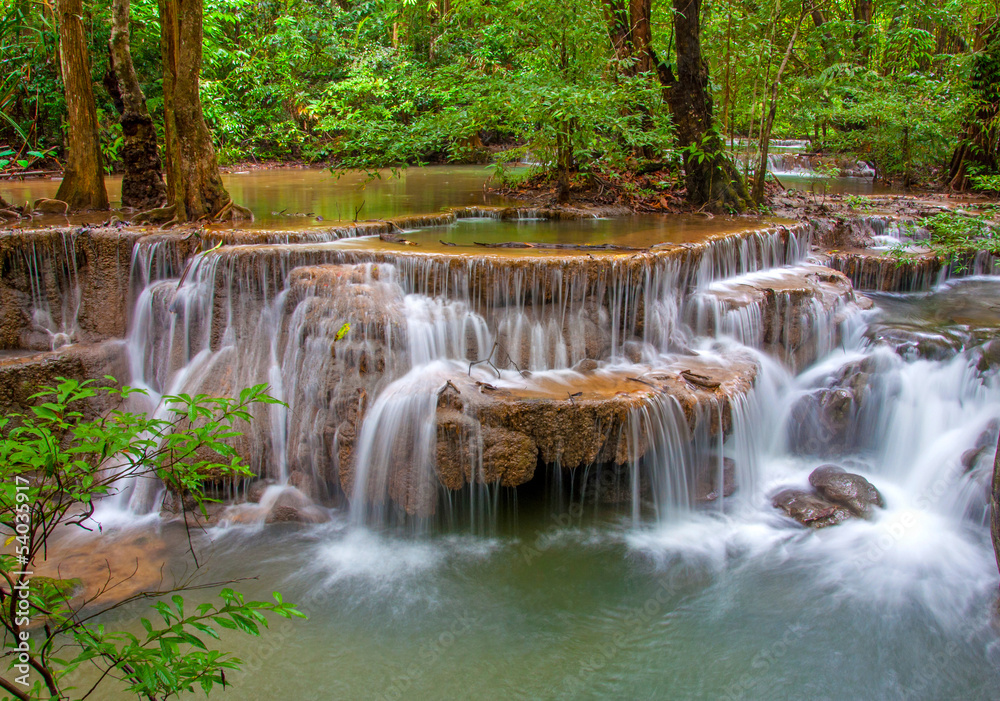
[604,0,652,74]
[752,12,805,203]
[948,22,999,192]
[53,0,109,211]
[107,0,167,210]
[657,0,750,212]
[811,9,837,67]
[853,0,873,65]
[154,0,250,223]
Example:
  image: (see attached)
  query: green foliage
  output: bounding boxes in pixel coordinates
[2,0,996,183]
[970,173,1000,193]
[801,65,966,179]
[891,211,1000,271]
[0,378,303,700]
[844,195,874,211]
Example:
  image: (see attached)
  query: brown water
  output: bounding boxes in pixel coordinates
[0,166,514,227]
[324,215,794,257]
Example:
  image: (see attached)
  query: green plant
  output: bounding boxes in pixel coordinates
[890,211,1000,271]
[970,173,1000,193]
[844,195,874,211]
[0,378,304,700]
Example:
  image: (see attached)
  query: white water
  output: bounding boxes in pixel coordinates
[24,215,998,700]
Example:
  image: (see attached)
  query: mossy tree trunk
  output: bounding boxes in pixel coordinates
[106,0,167,210]
[154,0,250,223]
[53,0,109,211]
[657,0,750,212]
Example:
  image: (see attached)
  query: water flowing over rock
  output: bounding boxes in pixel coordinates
[771,488,853,528]
[0,212,922,526]
[687,264,867,371]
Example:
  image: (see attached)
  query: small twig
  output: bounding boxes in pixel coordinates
[437,380,460,396]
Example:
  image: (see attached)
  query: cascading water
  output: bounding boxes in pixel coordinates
[6,184,1000,697]
[68,211,996,594]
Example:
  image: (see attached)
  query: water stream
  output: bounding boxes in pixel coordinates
[6,167,999,698]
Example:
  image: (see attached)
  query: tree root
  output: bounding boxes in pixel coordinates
[133,204,177,225]
[32,198,70,215]
[135,199,254,226]
[206,199,254,223]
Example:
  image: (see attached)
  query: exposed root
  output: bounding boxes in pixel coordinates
[209,199,254,223]
[32,198,70,215]
[0,209,20,221]
[133,204,177,225]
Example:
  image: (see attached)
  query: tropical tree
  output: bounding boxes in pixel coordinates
[106,0,167,210]
[52,0,108,210]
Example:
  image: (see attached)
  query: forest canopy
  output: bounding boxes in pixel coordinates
[1,0,998,195]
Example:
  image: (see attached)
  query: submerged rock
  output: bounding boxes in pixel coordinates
[695,456,736,503]
[808,464,884,518]
[771,488,852,528]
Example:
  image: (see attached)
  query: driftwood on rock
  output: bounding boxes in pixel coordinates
[680,370,722,389]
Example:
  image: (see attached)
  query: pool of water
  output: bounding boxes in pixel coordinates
[0,166,514,228]
[315,214,794,257]
[78,494,1000,701]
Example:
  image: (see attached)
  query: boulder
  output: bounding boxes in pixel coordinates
[264,488,329,524]
[808,464,884,518]
[772,488,853,528]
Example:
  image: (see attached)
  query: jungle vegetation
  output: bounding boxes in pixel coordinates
[0,0,998,213]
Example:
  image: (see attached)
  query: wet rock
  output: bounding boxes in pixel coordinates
[288,469,319,501]
[808,464,884,518]
[976,339,1000,372]
[264,489,329,524]
[623,341,644,364]
[247,479,276,503]
[787,356,892,456]
[772,488,853,528]
[960,420,1000,472]
[0,341,128,418]
[573,358,599,373]
[583,466,634,504]
[866,324,965,361]
[481,426,538,486]
[695,456,736,503]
